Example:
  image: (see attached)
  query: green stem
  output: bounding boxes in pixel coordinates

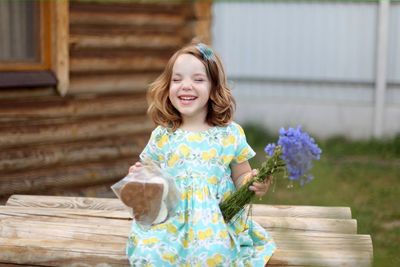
[220,147,286,222]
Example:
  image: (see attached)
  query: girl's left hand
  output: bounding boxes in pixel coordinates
[248,169,272,197]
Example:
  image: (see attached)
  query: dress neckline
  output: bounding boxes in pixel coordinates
[176,126,217,135]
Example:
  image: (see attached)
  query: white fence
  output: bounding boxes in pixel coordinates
[212,0,400,139]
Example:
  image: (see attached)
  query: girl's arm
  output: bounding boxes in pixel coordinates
[231,161,272,197]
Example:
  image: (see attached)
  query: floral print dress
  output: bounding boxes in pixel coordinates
[127,122,276,266]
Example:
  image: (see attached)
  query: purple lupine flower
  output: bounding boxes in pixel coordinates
[264,126,321,185]
[264,143,276,156]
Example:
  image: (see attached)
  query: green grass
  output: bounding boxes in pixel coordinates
[243,123,400,267]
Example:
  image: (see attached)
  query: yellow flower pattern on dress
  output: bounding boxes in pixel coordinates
[222,155,234,165]
[156,135,169,148]
[201,148,217,161]
[128,122,276,266]
[235,147,251,163]
[222,135,236,147]
[206,254,224,267]
[162,253,177,264]
[178,144,191,158]
[167,153,179,167]
[187,133,204,142]
[141,237,159,245]
[207,175,218,185]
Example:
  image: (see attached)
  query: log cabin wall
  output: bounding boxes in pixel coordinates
[0,0,211,203]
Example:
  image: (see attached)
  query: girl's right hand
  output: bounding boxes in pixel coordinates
[128,162,143,174]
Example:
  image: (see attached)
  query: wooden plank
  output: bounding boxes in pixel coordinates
[269,250,372,267]
[0,158,136,196]
[253,216,357,234]
[69,1,185,15]
[6,195,124,211]
[70,57,167,73]
[0,205,356,235]
[0,237,373,267]
[251,204,352,219]
[0,87,55,100]
[0,238,127,266]
[0,93,148,120]
[69,73,156,94]
[0,218,372,267]
[0,135,146,172]
[0,115,154,148]
[0,217,371,253]
[70,23,184,36]
[69,12,184,27]
[51,0,69,96]
[6,195,352,219]
[70,34,182,50]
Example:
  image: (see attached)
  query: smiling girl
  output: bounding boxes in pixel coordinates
[126,43,276,266]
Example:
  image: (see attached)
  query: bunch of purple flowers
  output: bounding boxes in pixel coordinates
[220,126,322,222]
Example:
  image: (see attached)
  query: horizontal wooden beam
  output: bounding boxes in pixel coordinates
[6,195,352,220]
[0,135,147,173]
[251,204,352,219]
[70,12,184,27]
[70,34,182,50]
[70,57,167,73]
[0,158,135,196]
[69,73,157,94]
[0,93,147,120]
[0,115,154,148]
[253,216,357,234]
[69,1,186,15]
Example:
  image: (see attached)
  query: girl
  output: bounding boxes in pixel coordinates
[126,43,276,266]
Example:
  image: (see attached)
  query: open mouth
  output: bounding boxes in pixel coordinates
[178,95,197,104]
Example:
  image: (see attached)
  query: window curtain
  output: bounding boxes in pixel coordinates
[0,0,39,62]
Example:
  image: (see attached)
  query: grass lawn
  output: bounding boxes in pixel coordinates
[243,124,400,267]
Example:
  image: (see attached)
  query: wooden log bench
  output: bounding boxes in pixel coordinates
[0,194,373,266]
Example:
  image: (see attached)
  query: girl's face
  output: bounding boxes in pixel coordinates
[169,54,211,124]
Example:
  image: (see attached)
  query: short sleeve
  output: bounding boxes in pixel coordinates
[139,126,166,164]
[231,123,256,164]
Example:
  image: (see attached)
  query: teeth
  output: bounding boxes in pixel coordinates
[179,96,196,100]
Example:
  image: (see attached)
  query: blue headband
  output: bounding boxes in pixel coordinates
[196,43,215,62]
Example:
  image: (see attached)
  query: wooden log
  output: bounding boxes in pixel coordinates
[0,158,135,196]
[253,216,357,234]
[0,93,147,120]
[0,87,55,100]
[70,57,167,73]
[0,135,147,172]
[6,195,124,211]
[70,21,184,36]
[0,238,128,266]
[6,195,352,220]
[0,236,373,267]
[0,216,371,253]
[251,204,352,219]
[0,217,372,267]
[70,34,182,50]
[69,73,156,94]
[269,250,372,267]
[69,1,185,15]
[70,12,184,27]
[0,205,356,235]
[0,115,154,148]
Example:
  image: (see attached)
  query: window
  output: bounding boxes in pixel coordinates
[0,0,69,95]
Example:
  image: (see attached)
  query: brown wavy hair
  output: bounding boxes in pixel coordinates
[147,43,236,131]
